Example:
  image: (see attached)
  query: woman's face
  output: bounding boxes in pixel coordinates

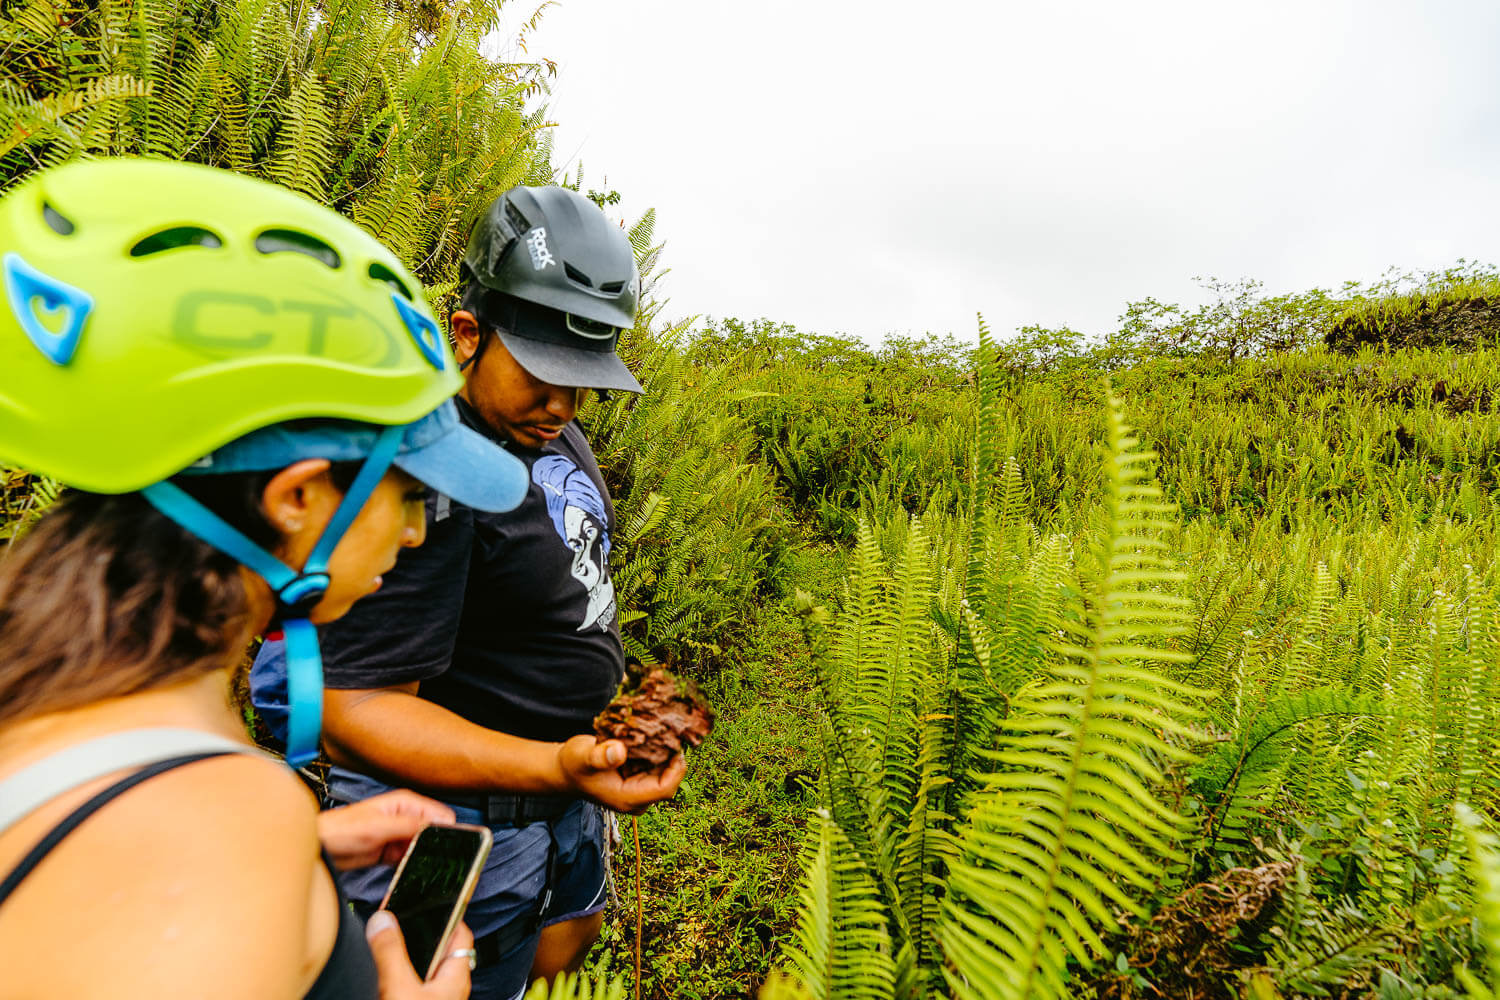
[270,466,428,623]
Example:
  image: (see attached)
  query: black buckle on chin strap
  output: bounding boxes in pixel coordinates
[273,572,331,621]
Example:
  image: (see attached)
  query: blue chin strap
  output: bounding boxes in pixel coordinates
[141,423,407,767]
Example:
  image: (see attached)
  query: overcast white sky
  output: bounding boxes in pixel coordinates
[504,1,1500,345]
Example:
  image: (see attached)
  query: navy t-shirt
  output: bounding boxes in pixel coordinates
[317,398,624,742]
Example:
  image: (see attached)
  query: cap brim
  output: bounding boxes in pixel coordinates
[393,420,529,512]
[497,330,644,394]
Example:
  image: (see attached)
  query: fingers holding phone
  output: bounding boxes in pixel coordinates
[365,910,474,999]
[319,790,460,870]
[377,823,492,986]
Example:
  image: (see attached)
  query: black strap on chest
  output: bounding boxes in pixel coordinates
[0,752,230,908]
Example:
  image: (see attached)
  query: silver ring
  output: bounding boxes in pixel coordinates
[448,947,477,971]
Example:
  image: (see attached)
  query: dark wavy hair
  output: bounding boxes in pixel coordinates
[0,463,357,729]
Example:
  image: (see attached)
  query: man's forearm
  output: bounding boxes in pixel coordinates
[322,687,570,795]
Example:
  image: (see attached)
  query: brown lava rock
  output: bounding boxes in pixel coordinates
[1089,858,1295,1000]
[593,661,715,776]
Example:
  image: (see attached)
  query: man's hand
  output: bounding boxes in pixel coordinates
[317,789,457,870]
[557,735,686,813]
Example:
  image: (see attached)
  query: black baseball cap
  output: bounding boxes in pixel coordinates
[464,284,643,393]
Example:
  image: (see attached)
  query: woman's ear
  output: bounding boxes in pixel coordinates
[451,310,481,367]
[260,459,336,536]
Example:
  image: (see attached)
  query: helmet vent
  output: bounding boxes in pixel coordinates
[255,229,341,269]
[368,262,413,301]
[564,263,593,288]
[599,280,625,294]
[42,203,75,236]
[504,202,530,237]
[130,226,223,257]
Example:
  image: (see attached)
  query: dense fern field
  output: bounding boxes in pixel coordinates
[588,318,1500,1000]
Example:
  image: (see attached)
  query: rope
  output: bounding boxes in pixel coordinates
[633,815,643,1000]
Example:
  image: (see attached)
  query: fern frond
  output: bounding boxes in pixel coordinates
[937,384,1199,1000]
[1258,894,1398,996]
[627,206,655,258]
[777,811,899,1000]
[1193,686,1391,862]
[1457,803,1500,998]
[871,516,935,830]
[267,67,335,198]
[963,316,1005,615]
[521,971,627,1000]
[894,707,957,996]
[0,73,150,159]
[624,491,669,544]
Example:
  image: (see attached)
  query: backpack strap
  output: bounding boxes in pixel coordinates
[0,752,234,909]
[0,728,263,836]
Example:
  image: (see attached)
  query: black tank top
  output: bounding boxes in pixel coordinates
[0,753,378,999]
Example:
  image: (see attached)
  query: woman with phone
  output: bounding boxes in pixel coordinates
[0,159,528,998]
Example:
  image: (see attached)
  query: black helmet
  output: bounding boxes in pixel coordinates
[462,185,642,393]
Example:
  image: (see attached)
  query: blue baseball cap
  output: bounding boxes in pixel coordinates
[178,399,527,513]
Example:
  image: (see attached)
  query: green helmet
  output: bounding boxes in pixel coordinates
[0,157,458,493]
[0,158,528,768]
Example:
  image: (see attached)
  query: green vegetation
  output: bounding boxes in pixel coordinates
[581,312,1500,1000]
[1,0,554,288]
[1326,265,1500,353]
[11,2,1500,998]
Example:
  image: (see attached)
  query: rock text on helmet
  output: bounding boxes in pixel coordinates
[525,227,555,271]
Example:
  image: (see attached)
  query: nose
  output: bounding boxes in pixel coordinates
[543,382,579,422]
[404,504,427,547]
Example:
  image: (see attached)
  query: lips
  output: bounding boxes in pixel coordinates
[528,425,564,441]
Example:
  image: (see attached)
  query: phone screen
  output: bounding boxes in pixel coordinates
[381,825,490,978]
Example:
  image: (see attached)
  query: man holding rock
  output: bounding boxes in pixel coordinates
[252,185,683,1000]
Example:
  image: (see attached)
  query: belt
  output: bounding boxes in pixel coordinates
[443,792,577,825]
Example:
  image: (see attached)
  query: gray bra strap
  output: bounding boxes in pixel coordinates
[0,728,265,836]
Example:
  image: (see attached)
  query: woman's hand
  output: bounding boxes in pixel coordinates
[365,911,474,999]
[317,789,457,870]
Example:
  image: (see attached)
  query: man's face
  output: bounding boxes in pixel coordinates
[452,310,587,450]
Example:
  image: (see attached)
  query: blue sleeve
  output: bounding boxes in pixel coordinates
[249,637,292,747]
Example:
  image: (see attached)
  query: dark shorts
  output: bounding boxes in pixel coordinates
[329,769,608,1000]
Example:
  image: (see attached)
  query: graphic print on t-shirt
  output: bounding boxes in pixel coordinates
[533,454,617,632]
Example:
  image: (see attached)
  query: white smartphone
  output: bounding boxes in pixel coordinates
[377,823,493,980]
